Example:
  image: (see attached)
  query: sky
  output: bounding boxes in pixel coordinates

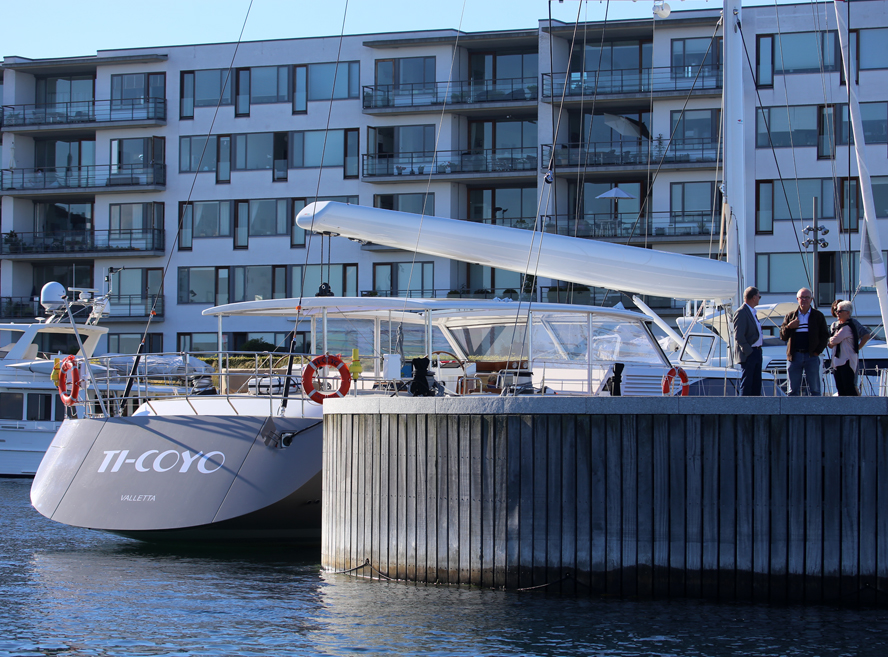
[2,0,817,60]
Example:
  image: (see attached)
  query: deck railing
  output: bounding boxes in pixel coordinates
[363,147,538,177]
[362,77,538,109]
[1,229,164,255]
[1,164,166,191]
[542,65,722,97]
[1,98,166,127]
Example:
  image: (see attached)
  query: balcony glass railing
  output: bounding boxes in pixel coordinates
[1,164,166,191]
[362,77,538,109]
[1,98,167,127]
[363,147,539,177]
[542,139,719,168]
[542,65,722,97]
[469,212,717,239]
[108,294,164,318]
[0,229,165,255]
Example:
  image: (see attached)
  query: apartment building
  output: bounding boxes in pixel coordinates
[1,1,886,354]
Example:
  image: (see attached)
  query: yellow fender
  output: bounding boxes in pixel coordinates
[50,357,60,386]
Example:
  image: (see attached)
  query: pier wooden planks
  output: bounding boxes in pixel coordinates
[322,396,888,604]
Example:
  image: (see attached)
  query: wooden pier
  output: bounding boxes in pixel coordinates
[321,396,888,604]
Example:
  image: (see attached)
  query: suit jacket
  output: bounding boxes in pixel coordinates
[779,307,829,359]
[732,304,760,364]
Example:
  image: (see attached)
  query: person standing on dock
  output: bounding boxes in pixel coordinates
[827,300,860,396]
[780,288,829,396]
[733,286,763,396]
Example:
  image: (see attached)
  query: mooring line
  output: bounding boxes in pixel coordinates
[517,571,589,592]
[330,558,393,581]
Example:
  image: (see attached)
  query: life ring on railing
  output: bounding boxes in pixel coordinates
[58,355,81,407]
[302,354,352,404]
[662,366,690,396]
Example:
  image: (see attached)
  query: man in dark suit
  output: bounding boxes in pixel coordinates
[733,286,763,396]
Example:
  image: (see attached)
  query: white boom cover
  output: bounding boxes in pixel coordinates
[296,202,737,300]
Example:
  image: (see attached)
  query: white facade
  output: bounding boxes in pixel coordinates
[1,1,887,353]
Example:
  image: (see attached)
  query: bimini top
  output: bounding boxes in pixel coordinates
[202,295,648,323]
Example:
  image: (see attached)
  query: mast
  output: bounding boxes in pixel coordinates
[833,0,888,334]
[723,0,746,304]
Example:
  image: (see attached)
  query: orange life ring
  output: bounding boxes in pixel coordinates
[662,366,690,396]
[302,354,352,404]
[58,355,81,406]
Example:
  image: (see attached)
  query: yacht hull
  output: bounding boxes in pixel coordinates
[31,415,323,543]
[0,428,57,477]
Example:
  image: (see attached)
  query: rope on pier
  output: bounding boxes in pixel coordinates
[330,558,393,581]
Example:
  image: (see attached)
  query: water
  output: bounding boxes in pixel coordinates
[2,479,888,657]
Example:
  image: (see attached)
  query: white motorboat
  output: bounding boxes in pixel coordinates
[0,283,109,477]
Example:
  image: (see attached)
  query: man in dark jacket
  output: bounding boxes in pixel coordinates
[732,286,763,396]
[779,287,829,396]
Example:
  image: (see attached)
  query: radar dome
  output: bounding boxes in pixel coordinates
[40,282,67,312]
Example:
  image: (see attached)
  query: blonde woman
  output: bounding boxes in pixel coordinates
[827,300,859,396]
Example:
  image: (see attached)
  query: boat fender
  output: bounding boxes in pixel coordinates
[50,357,61,386]
[662,366,689,396]
[302,354,352,404]
[57,355,81,406]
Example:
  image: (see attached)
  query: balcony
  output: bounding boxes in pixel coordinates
[1,164,166,196]
[363,147,538,180]
[541,66,722,102]
[0,297,41,321]
[542,139,718,174]
[1,99,166,132]
[541,212,718,240]
[362,78,537,113]
[1,229,165,259]
[106,294,165,321]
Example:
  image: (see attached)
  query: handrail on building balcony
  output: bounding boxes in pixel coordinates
[0,228,165,255]
[1,98,167,127]
[108,294,165,318]
[541,65,723,97]
[0,164,166,191]
[362,77,538,109]
[363,147,539,177]
[542,138,719,167]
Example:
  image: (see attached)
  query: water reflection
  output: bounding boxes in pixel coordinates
[3,479,888,656]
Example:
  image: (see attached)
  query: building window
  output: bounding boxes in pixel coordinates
[307,61,360,100]
[109,267,162,310]
[35,138,95,169]
[670,37,722,77]
[109,202,163,238]
[231,332,295,351]
[232,265,287,302]
[756,35,773,87]
[180,69,233,118]
[670,109,719,143]
[773,32,838,74]
[293,65,307,113]
[250,66,289,103]
[234,199,289,248]
[35,202,93,233]
[375,193,435,216]
[236,68,250,116]
[178,201,231,250]
[111,72,164,108]
[376,57,436,89]
[273,132,288,181]
[234,132,273,170]
[290,129,347,168]
[755,179,837,230]
[36,76,94,105]
[756,253,812,294]
[755,106,818,148]
[373,262,434,297]
[178,267,229,305]
[178,333,226,352]
[670,181,716,224]
[818,105,837,159]
[217,135,231,183]
[291,264,358,298]
[859,28,888,70]
[840,178,861,232]
[292,196,359,248]
[180,136,217,172]
[108,333,163,354]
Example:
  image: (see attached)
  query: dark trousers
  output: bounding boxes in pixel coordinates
[740,347,763,396]
[834,362,858,396]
